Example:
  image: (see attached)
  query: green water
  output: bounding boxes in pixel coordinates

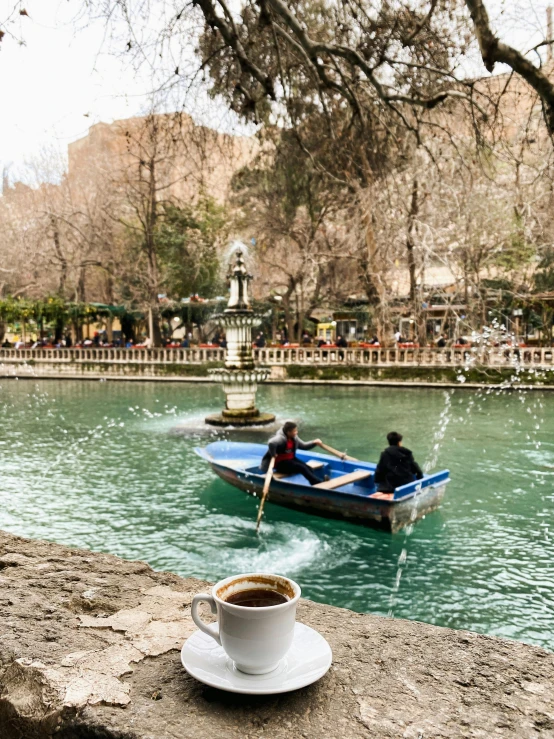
[0,380,552,651]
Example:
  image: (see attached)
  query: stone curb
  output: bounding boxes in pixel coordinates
[0,530,553,738]
[2,372,554,391]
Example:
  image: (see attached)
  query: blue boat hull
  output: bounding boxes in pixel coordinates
[195,442,450,533]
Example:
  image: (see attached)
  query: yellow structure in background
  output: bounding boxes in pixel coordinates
[316,322,336,343]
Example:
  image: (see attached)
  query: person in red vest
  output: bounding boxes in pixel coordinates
[260,421,331,485]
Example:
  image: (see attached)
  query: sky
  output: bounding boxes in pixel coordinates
[0,0,552,183]
[0,0,155,180]
[0,0,230,182]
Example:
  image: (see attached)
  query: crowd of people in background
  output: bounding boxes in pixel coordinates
[0,330,217,350]
[1,326,476,351]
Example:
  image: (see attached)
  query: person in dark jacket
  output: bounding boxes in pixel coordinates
[335,334,348,361]
[374,431,423,492]
[261,421,332,485]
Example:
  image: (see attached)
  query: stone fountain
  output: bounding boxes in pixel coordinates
[205,249,275,427]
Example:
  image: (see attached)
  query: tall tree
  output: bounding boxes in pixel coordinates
[113,113,188,345]
[232,131,353,339]
[156,196,228,300]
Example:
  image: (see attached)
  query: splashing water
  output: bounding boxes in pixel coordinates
[225,239,251,263]
[424,391,453,474]
[388,389,454,616]
[456,319,550,459]
[384,322,551,618]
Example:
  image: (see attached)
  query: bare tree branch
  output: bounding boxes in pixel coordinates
[465,0,554,133]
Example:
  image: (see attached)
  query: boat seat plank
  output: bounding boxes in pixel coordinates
[314,470,371,490]
[273,459,325,479]
[307,460,325,469]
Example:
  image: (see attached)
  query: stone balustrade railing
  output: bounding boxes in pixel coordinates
[0,347,226,364]
[254,346,554,367]
[0,345,553,367]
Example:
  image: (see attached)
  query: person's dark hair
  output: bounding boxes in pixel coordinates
[387,431,403,446]
[283,421,298,435]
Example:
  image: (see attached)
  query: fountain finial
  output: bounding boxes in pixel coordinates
[226,249,253,312]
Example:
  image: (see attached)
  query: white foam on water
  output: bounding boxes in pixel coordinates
[137,411,221,435]
[182,521,329,580]
[525,447,554,466]
[134,408,283,435]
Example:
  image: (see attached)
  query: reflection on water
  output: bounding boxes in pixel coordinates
[0,379,553,651]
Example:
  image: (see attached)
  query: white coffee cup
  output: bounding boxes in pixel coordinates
[191,573,301,675]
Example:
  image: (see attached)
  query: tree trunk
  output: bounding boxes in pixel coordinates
[271,306,278,342]
[283,298,295,342]
[121,315,136,345]
[463,251,470,306]
[54,319,64,344]
[295,289,305,343]
[105,267,115,305]
[406,178,418,304]
[406,177,425,344]
[144,151,164,347]
[359,212,380,306]
[281,279,296,342]
[296,311,304,342]
[148,306,162,346]
[50,216,67,297]
[198,321,207,344]
[73,321,83,343]
[76,267,86,303]
[151,305,163,346]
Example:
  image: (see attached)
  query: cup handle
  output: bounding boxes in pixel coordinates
[191,594,221,645]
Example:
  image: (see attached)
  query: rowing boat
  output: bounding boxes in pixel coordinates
[195,441,450,533]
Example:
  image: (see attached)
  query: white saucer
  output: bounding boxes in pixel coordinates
[181,622,332,694]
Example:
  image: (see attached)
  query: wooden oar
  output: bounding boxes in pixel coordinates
[319,442,358,462]
[256,456,275,532]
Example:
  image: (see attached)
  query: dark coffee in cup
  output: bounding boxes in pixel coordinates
[225,588,289,608]
[192,573,301,673]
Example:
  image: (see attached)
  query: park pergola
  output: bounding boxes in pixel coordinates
[0,295,233,345]
[508,292,554,345]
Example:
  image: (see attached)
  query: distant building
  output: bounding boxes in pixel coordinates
[67,113,256,204]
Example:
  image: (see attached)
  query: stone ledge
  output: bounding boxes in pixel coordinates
[3,367,554,391]
[0,530,553,739]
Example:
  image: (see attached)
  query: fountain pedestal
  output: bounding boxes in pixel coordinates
[204,367,275,426]
[205,250,275,427]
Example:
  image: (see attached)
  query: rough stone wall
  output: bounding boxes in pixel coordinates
[67,115,256,205]
[0,530,553,738]
[2,359,554,389]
